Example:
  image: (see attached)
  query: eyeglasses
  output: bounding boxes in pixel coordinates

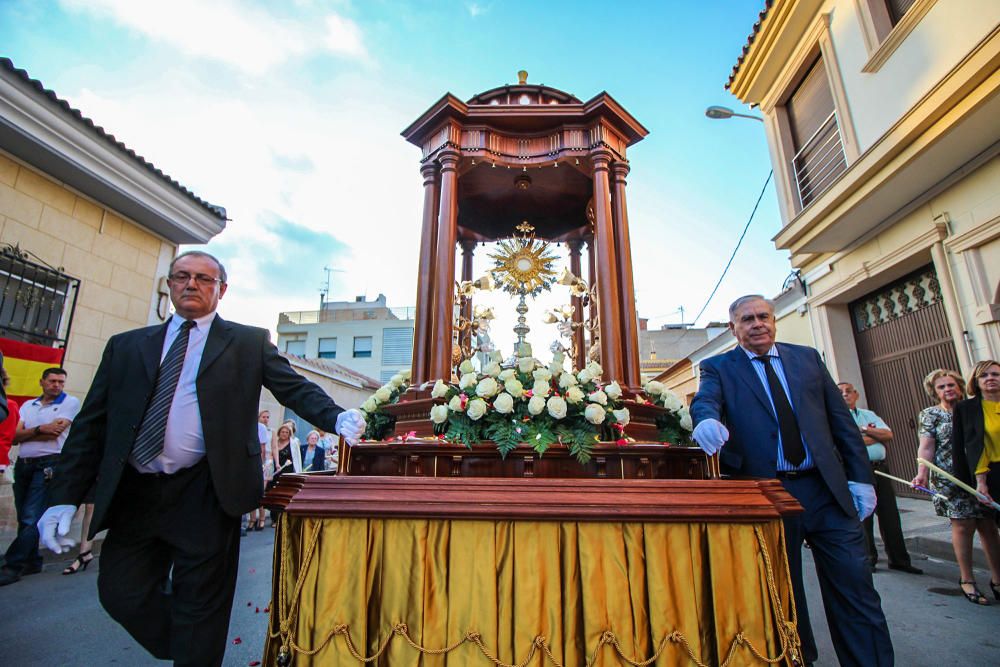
[168,272,223,287]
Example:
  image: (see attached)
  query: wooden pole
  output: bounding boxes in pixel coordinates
[611,161,642,389]
[459,239,476,355]
[567,238,586,371]
[410,162,440,386]
[430,149,460,383]
[590,149,624,382]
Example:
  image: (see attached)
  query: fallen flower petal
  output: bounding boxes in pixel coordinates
[232,637,242,645]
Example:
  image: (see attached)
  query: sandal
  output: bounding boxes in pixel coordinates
[959,580,990,605]
[62,551,94,575]
[256,517,266,531]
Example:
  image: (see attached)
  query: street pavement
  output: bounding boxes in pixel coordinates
[1,501,999,666]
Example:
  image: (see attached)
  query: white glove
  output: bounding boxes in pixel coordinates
[335,408,366,445]
[692,418,729,456]
[37,504,78,553]
[847,481,877,521]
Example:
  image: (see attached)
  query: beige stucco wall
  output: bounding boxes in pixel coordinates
[0,151,174,396]
[258,361,373,428]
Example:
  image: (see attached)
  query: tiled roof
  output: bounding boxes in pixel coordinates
[725,0,774,90]
[1,57,226,220]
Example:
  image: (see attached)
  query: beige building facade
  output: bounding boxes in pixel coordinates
[727,0,1000,485]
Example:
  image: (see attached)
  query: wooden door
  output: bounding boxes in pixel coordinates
[851,266,961,498]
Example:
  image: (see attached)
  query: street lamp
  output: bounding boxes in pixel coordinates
[705,105,764,122]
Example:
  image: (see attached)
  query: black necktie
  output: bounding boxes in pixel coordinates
[132,320,195,465]
[755,355,806,466]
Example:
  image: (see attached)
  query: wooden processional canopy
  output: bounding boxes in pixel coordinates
[402,71,649,389]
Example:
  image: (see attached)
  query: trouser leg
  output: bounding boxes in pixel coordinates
[793,476,894,667]
[5,458,49,571]
[873,469,910,567]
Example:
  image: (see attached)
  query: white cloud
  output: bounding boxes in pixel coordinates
[466,2,490,17]
[59,0,368,74]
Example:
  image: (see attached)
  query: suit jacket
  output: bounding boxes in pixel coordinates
[300,445,326,472]
[951,395,986,485]
[690,342,872,517]
[48,315,344,536]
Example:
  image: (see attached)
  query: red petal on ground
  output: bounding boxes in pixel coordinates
[249,661,261,666]
[232,637,242,644]
[263,607,270,613]
[255,607,260,613]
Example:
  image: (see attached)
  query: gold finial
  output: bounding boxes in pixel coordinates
[517,70,528,84]
[515,220,534,234]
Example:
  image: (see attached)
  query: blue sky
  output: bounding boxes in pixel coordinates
[2,0,787,351]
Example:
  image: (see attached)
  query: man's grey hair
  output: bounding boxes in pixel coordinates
[169,250,227,283]
[728,294,775,320]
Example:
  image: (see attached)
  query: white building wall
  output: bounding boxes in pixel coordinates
[277,318,414,382]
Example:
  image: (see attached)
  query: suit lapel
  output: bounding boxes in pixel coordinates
[727,348,775,417]
[775,343,806,412]
[141,323,169,382]
[198,315,234,379]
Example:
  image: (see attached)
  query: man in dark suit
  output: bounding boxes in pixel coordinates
[36,251,366,667]
[690,295,892,667]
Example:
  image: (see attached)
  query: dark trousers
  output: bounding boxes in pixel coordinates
[863,461,912,567]
[781,473,894,667]
[98,461,241,667]
[4,454,59,572]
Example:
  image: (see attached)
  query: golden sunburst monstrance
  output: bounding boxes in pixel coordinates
[489,228,558,298]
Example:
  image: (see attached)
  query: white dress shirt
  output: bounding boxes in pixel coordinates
[130,311,216,473]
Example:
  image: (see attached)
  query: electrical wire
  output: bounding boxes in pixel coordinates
[691,170,773,325]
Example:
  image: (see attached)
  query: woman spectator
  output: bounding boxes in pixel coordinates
[301,430,326,472]
[271,423,301,477]
[915,369,1000,604]
[0,369,20,479]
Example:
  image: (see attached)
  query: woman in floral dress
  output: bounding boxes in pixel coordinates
[914,368,1000,605]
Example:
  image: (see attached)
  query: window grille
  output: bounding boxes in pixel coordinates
[0,244,79,348]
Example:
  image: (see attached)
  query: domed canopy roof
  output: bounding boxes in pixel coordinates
[467,70,581,106]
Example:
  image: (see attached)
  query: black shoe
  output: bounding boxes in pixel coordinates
[888,563,923,574]
[0,566,21,586]
[19,563,42,576]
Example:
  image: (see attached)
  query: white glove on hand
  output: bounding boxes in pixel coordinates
[847,481,877,521]
[335,408,366,445]
[37,504,78,553]
[692,418,729,456]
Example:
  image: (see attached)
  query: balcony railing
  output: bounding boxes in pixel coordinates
[279,306,416,326]
[792,111,847,209]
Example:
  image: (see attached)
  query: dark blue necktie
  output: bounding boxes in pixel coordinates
[132,320,195,465]
[755,355,806,466]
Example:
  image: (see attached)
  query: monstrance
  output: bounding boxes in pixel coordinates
[488,221,558,353]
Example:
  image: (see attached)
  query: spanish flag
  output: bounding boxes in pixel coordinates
[0,338,65,405]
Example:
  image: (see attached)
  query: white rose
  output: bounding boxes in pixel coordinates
[588,390,608,406]
[494,392,514,414]
[559,373,578,389]
[662,391,683,412]
[361,397,378,413]
[586,361,603,378]
[459,372,478,391]
[483,361,502,377]
[566,386,585,404]
[612,408,630,426]
[374,386,392,403]
[532,379,551,398]
[389,374,404,388]
[430,404,449,424]
[476,377,499,398]
[547,396,568,420]
[584,403,606,425]
[518,357,535,373]
[400,369,412,380]
[643,381,665,396]
[448,395,464,412]
[679,407,693,431]
[499,368,517,382]
[605,381,622,400]
[505,378,524,398]
[548,362,563,377]
[532,368,552,383]
[459,359,475,375]
[431,379,449,399]
[489,350,503,363]
[577,369,593,384]
[466,398,488,421]
[527,395,546,416]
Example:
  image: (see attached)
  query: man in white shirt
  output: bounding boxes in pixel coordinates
[0,367,80,585]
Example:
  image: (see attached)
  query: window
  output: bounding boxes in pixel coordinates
[318,337,337,359]
[786,56,846,209]
[857,0,935,72]
[380,370,399,384]
[885,0,917,24]
[0,246,79,347]
[285,339,306,356]
[381,327,413,366]
[353,336,372,358]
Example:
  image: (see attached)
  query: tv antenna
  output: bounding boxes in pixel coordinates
[319,266,346,309]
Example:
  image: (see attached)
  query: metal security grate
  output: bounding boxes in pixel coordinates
[381,327,413,366]
[0,244,79,347]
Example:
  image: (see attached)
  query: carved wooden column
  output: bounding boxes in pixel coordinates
[586,233,597,359]
[430,149,460,382]
[459,239,476,355]
[411,162,440,386]
[589,150,624,381]
[567,239,586,371]
[611,161,641,389]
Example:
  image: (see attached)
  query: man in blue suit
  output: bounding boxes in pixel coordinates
[690,295,892,667]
